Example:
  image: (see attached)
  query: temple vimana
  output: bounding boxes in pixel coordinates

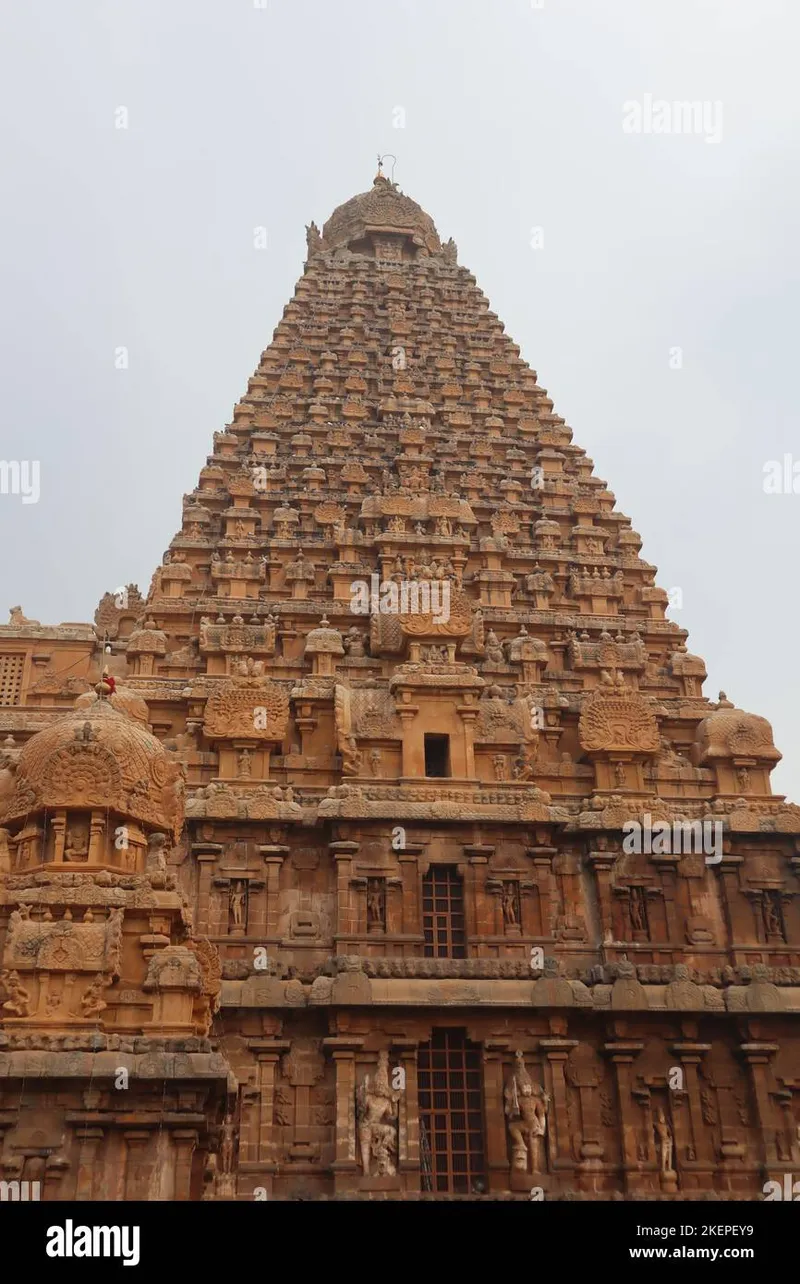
[1,170,799,1204]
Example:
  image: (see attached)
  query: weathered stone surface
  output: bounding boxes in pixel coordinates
[1,170,799,1201]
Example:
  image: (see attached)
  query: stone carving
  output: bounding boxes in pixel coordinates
[0,698,184,840]
[356,1050,400,1177]
[367,877,385,931]
[8,606,40,627]
[501,882,520,928]
[334,685,362,776]
[0,969,32,1016]
[504,1051,549,1173]
[654,1109,675,1174]
[3,905,124,975]
[79,973,110,1019]
[64,825,89,861]
[229,881,247,931]
[203,678,289,742]
[578,677,660,754]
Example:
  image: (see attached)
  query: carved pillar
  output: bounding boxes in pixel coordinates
[482,1040,512,1191]
[52,811,67,863]
[719,855,751,958]
[539,1036,578,1173]
[670,1042,713,1171]
[742,1040,780,1173]
[603,1040,646,1194]
[324,1036,364,1186]
[259,845,288,939]
[652,855,680,942]
[238,1083,261,1166]
[330,840,359,939]
[88,810,105,864]
[465,847,491,941]
[588,851,615,946]
[386,875,403,936]
[73,1127,104,1199]
[193,845,222,934]
[250,1040,291,1170]
[172,1129,199,1201]
[123,1130,153,1200]
[458,704,478,778]
[393,1039,420,1187]
[528,847,557,939]
[397,843,425,943]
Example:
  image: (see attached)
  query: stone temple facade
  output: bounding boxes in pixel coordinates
[1,171,799,1202]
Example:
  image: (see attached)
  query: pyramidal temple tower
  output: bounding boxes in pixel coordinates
[1,171,799,1201]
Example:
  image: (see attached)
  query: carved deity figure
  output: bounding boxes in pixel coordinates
[654,1109,674,1173]
[504,1050,549,1173]
[501,882,519,928]
[80,973,109,1019]
[1,969,32,1017]
[64,826,89,861]
[230,882,247,930]
[220,1115,237,1174]
[513,744,537,782]
[369,748,382,777]
[736,766,751,793]
[763,892,784,939]
[344,626,366,658]
[629,886,647,934]
[493,754,507,782]
[367,878,385,931]
[484,630,505,665]
[305,221,322,257]
[237,748,252,778]
[356,1049,400,1177]
[146,831,168,877]
[341,734,361,776]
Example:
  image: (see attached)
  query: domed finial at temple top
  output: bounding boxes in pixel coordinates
[95,667,116,699]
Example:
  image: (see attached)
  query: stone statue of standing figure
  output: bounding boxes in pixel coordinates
[504,1050,549,1173]
[356,1049,400,1177]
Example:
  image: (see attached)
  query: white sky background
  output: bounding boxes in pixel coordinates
[0,0,797,797]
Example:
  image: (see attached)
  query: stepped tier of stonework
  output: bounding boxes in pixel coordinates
[1,173,800,1202]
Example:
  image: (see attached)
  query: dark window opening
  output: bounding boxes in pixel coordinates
[424,733,450,778]
[423,865,466,958]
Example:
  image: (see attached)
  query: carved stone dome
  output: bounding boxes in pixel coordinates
[305,618,345,655]
[321,174,442,256]
[0,695,184,835]
[693,700,782,765]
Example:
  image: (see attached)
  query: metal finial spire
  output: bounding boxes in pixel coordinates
[376,153,397,184]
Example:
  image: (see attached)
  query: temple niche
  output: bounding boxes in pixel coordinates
[1,168,800,1202]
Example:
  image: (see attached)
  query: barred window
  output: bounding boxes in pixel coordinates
[418,1029,486,1194]
[423,865,466,959]
[0,654,24,706]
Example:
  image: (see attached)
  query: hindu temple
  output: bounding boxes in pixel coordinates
[1,170,799,1201]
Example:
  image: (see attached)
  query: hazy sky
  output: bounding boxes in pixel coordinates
[0,0,797,796]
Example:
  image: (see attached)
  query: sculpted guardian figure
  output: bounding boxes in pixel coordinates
[356,1049,400,1177]
[504,1050,549,1173]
